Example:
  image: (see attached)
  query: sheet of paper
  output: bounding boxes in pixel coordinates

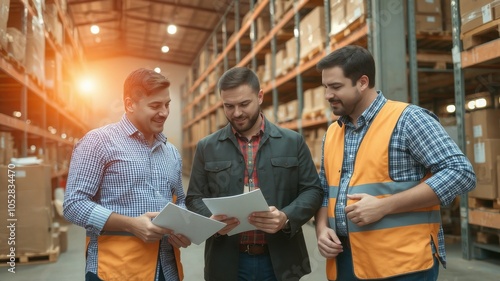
[152,202,225,245]
[202,189,270,236]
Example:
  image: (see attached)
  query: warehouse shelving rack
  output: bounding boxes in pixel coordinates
[181,0,457,171]
[450,1,500,259]
[0,0,89,182]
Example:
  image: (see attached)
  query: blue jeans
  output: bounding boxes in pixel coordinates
[238,252,277,281]
[336,242,439,281]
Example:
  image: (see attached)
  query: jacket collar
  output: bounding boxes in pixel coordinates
[218,115,283,142]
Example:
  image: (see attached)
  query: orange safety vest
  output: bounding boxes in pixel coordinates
[85,197,184,281]
[323,100,441,280]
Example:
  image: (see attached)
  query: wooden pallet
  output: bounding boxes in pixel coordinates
[300,44,325,64]
[331,15,366,45]
[302,108,325,120]
[0,246,60,267]
[28,73,45,89]
[461,18,500,50]
[4,54,25,73]
[468,197,500,210]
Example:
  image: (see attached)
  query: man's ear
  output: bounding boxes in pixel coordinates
[124,97,135,113]
[358,75,369,91]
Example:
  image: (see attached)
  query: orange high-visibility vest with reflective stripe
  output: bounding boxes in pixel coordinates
[85,195,184,281]
[324,100,440,280]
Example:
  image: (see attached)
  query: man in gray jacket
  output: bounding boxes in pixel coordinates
[186,67,323,281]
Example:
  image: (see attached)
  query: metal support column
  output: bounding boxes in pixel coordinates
[451,0,472,261]
[294,0,303,135]
[234,0,241,63]
[20,4,28,157]
[250,0,257,70]
[269,0,278,123]
[222,17,229,71]
[407,0,419,105]
[369,0,407,102]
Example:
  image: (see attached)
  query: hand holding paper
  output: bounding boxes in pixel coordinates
[151,203,225,245]
[202,189,270,236]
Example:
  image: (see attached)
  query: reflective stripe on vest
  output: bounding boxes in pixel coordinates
[85,196,184,281]
[323,100,440,280]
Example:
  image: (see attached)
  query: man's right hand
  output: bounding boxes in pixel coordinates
[129,212,173,243]
[317,228,344,258]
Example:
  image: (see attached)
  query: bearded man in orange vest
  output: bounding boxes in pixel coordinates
[315,45,476,281]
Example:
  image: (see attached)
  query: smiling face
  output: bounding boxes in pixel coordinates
[322,66,371,123]
[221,84,263,138]
[125,88,171,143]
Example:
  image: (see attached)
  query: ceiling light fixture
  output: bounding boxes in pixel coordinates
[154,67,161,73]
[161,45,170,53]
[445,104,455,113]
[90,25,100,34]
[475,98,487,108]
[167,24,177,35]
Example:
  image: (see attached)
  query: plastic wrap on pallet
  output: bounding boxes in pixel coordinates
[26,16,45,83]
[6,27,25,64]
[44,3,63,46]
[0,0,9,50]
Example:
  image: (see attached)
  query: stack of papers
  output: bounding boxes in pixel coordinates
[202,189,270,236]
[152,203,225,245]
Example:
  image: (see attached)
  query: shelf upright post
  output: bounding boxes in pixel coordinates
[235,0,241,64]
[269,0,278,123]
[20,3,29,157]
[369,0,407,102]
[450,0,472,261]
[222,16,229,71]
[250,0,257,71]
[324,0,333,127]
[407,0,419,105]
[324,0,331,54]
[294,0,303,135]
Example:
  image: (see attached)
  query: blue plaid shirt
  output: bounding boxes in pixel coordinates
[319,92,476,267]
[64,114,185,281]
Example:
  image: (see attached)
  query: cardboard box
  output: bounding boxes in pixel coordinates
[330,1,347,36]
[465,113,474,163]
[460,0,498,34]
[345,0,366,24]
[312,86,328,111]
[299,7,325,59]
[469,139,500,199]
[471,108,500,139]
[416,0,442,13]
[286,100,299,120]
[460,0,493,17]
[497,155,500,196]
[416,14,443,32]
[0,164,54,254]
[285,37,297,69]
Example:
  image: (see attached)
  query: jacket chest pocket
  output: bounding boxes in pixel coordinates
[271,157,299,189]
[204,161,232,194]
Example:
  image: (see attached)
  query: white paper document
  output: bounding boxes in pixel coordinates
[152,202,225,245]
[202,189,270,236]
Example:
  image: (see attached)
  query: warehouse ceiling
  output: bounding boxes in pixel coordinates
[68,0,250,66]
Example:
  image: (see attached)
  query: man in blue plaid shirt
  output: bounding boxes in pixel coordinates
[64,68,190,281]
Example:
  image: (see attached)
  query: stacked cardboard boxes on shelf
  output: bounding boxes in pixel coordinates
[467,108,500,200]
[460,0,500,50]
[0,164,59,260]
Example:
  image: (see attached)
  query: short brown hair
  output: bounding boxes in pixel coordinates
[123,68,170,101]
